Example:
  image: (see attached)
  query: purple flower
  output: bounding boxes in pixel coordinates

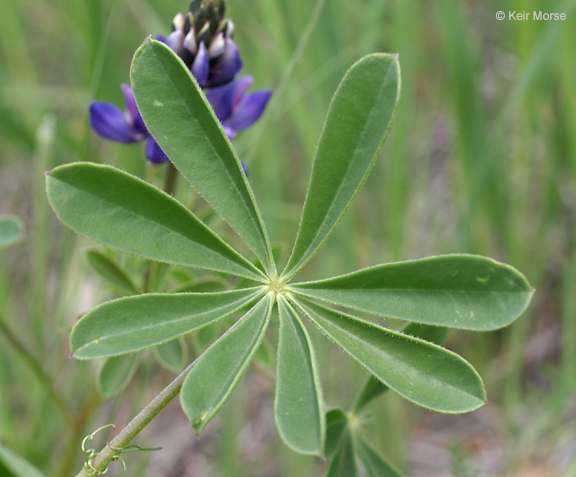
[206,75,272,139]
[89,1,270,170]
[89,77,271,168]
[160,3,243,88]
[89,84,169,164]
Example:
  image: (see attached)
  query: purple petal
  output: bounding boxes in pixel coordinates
[145,137,170,164]
[205,38,243,87]
[223,124,237,139]
[241,161,249,176]
[191,42,209,86]
[89,101,148,143]
[156,34,166,43]
[121,84,147,133]
[166,29,184,56]
[205,75,254,121]
[223,90,272,132]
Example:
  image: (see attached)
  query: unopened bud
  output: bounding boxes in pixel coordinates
[208,32,225,58]
[184,28,197,54]
[172,12,185,31]
[197,21,211,45]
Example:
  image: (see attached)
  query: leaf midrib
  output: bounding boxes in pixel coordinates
[289,59,396,275]
[292,285,529,296]
[301,303,484,408]
[53,171,262,280]
[153,45,272,273]
[74,289,263,354]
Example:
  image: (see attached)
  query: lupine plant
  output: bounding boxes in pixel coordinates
[44,12,533,477]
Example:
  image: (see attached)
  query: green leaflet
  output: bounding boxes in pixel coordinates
[0,443,45,477]
[293,298,486,413]
[130,40,275,276]
[71,287,265,359]
[153,338,187,373]
[351,323,449,412]
[85,250,139,295]
[181,293,274,434]
[282,53,400,280]
[275,297,324,455]
[353,434,403,477]
[0,215,24,250]
[292,254,533,330]
[46,163,265,281]
[97,353,139,398]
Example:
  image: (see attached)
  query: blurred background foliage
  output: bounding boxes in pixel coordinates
[1,0,575,475]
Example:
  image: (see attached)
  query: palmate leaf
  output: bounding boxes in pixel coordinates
[0,215,24,250]
[292,255,533,330]
[275,297,324,455]
[71,287,265,359]
[181,293,274,434]
[130,40,276,277]
[282,53,400,280]
[46,163,265,281]
[293,298,486,413]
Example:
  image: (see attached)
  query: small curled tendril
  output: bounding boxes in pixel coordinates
[81,424,162,475]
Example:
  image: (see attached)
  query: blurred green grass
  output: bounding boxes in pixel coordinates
[1,0,576,475]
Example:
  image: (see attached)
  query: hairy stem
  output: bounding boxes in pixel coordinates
[75,356,199,476]
[0,314,73,423]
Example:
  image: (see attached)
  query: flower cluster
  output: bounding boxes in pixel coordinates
[89,0,271,166]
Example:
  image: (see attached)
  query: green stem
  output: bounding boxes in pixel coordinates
[74,356,199,477]
[0,314,73,423]
[76,162,183,476]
